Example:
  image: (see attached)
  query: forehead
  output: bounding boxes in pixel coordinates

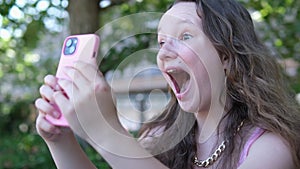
[158,2,201,30]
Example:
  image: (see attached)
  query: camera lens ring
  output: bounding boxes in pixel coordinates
[68,45,76,54]
[65,38,73,47]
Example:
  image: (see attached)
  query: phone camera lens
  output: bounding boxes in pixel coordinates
[73,39,78,44]
[64,37,77,55]
[66,39,73,47]
[68,46,76,54]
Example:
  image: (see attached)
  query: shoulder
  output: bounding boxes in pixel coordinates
[238,131,294,169]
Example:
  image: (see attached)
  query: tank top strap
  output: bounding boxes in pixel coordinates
[238,127,265,167]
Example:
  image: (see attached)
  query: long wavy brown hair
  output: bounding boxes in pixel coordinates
[139,0,300,168]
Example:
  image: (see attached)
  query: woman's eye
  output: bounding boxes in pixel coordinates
[158,41,165,48]
[181,33,193,41]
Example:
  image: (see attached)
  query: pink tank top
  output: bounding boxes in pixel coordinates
[238,127,265,167]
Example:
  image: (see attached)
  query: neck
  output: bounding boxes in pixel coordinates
[194,111,208,131]
[194,103,230,144]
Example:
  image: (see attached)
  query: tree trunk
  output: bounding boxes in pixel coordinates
[67,0,101,34]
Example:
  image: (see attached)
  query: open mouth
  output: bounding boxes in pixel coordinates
[166,68,190,94]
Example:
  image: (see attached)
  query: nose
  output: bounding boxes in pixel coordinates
[157,37,178,61]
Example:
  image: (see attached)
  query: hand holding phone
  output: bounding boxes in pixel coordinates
[45,34,100,126]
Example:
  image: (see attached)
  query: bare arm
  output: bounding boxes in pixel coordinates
[52,61,169,169]
[46,128,97,169]
[85,128,169,169]
[35,75,97,169]
[238,132,294,169]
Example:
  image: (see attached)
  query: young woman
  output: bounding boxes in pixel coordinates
[35,0,300,168]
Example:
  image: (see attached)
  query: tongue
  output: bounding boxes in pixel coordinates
[169,75,181,93]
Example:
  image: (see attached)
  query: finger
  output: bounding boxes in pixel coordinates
[63,66,91,90]
[57,78,78,100]
[44,74,59,90]
[39,85,55,102]
[73,61,107,92]
[35,98,60,118]
[53,91,73,119]
[73,61,100,82]
[36,114,61,136]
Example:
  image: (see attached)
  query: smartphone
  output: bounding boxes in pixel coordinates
[45,34,100,126]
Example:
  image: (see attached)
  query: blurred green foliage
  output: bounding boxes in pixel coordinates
[0,0,299,168]
[0,133,56,168]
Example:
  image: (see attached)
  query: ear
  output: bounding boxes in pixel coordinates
[221,55,230,75]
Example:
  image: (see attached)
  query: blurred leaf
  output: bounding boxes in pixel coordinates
[23,20,45,50]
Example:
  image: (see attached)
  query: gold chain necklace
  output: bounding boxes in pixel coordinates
[193,121,244,168]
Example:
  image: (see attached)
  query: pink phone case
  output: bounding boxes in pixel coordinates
[45,34,100,126]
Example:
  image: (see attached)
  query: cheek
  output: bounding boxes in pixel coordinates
[192,66,212,112]
[179,35,220,68]
[181,41,225,85]
[179,45,204,75]
[178,45,197,64]
[193,61,211,94]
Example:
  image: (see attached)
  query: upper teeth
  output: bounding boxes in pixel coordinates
[167,69,176,73]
